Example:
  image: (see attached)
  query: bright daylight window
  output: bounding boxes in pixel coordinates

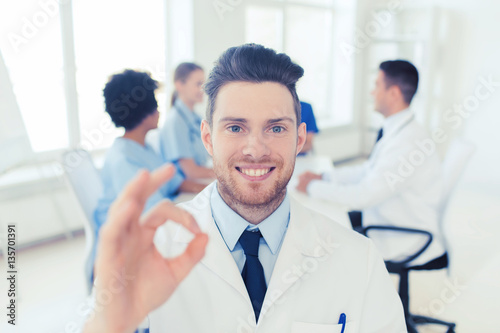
[245,0,356,127]
[0,0,169,154]
[0,0,69,152]
[73,0,167,151]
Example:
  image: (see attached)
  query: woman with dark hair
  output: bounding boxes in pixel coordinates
[158,62,215,180]
[94,69,205,232]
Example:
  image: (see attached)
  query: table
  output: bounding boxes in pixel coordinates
[289,155,351,229]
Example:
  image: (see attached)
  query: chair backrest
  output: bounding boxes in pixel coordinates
[61,149,103,293]
[61,149,103,224]
[438,138,475,262]
[440,138,476,216]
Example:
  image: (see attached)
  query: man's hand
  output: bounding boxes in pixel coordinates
[84,164,208,333]
[296,171,322,193]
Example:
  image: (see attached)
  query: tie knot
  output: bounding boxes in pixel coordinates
[239,230,262,257]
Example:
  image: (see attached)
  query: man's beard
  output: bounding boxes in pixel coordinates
[214,155,295,210]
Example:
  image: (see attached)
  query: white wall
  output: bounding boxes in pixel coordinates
[193,0,245,74]
[431,0,500,193]
[191,0,364,161]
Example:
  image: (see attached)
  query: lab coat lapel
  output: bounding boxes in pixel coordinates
[173,184,250,304]
[370,110,415,164]
[259,198,333,319]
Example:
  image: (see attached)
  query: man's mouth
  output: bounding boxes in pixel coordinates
[235,167,275,177]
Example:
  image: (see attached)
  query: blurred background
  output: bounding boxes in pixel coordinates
[0,0,499,332]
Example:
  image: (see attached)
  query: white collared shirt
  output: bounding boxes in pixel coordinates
[210,183,290,285]
[307,109,445,265]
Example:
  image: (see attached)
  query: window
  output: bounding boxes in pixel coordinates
[73,0,167,151]
[245,0,356,127]
[246,6,283,51]
[0,0,69,152]
[363,7,438,130]
[0,0,194,156]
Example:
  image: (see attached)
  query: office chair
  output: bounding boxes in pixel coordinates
[61,149,103,294]
[360,138,475,333]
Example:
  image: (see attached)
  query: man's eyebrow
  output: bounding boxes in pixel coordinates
[218,116,295,124]
[219,117,247,123]
[267,117,295,124]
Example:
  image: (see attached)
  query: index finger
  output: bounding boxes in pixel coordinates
[106,165,176,234]
[143,164,177,203]
[141,200,201,234]
[113,164,176,209]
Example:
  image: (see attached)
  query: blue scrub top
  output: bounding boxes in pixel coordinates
[94,137,184,229]
[158,99,210,168]
[300,101,319,133]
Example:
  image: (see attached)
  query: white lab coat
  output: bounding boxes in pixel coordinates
[307,110,445,265]
[146,183,406,332]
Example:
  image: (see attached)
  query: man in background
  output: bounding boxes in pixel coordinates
[297,60,445,265]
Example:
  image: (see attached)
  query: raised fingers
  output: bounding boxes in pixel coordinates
[98,197,142,263]
[166,232,209,283]
[115,164,175,207]
[143,164,176,203]
[109,164,176,221]
[106,170,150,234]
[141,200,201,234]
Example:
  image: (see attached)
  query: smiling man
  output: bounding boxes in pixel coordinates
[206,80,300,225]
[84,44,406,333]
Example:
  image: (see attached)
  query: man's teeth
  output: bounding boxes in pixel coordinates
[240,168,271,177]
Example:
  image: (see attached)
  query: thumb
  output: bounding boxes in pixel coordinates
[166,233,208,282]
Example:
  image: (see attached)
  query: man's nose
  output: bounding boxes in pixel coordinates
[242,132,271,159]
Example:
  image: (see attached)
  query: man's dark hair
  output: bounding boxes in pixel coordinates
[103,69,159,130]
[204,44,304,127]
[379,60,419,105]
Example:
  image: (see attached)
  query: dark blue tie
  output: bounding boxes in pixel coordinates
[239,230,267,321]
[375,128,384,143]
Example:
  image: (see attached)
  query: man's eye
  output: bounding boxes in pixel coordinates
[229,126,241,132]
[272,126,283,133]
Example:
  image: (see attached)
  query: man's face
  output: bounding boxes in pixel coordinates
[201,81,306,208]
[371,70,391,116]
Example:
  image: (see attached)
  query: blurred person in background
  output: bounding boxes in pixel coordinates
[93,69,205,280]
[297,60,445,265]
[158,62,215,180]
[298,101,319,155]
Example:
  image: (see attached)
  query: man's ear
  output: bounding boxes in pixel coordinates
[389,85,402,102]
[296,122,307,156]
[201,120,213,156]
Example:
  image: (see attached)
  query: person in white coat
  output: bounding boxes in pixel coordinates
[84,45,406,333]
[297,60,445,265]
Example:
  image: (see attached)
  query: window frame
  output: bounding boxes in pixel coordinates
[8,0,186,165]
[243,0,357,130]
